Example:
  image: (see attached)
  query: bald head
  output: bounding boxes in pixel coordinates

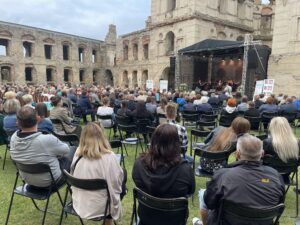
[237,134,263,161]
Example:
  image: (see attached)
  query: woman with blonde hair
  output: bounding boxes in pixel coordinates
[71,122,124,224]
[263,117,299,180]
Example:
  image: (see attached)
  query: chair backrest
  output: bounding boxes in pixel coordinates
[50,118,63,125]
[261,112,278,121]
[197,121,216,130]
[135,119,152,134]
[263,155,299,175]
[118,123,137,133]
[52,132,79,145]
[194,147,232,161]
[244,116,261,130]
[115,115,131,126]
[200,114,218,122]
[133,187,189,225]
[219,114,236,127]
[191,129,211,139]
[15,162,51,174]
[221,200,285,225]
[63,170,108,191]
[110,140,122,149]
[182,111,199,121]
[281,112,297,123]
[97,114,113,120]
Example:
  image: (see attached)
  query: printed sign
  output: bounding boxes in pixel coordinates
[253,80,264,99]
[263,79,275,96]
[159,80,168,92]
[146,80,154,89]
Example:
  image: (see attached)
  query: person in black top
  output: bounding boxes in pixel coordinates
[129,101,154,123]
[132,124,195,198]
[244,101,260,117]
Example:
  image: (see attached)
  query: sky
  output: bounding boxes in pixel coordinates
[0,0,270,41]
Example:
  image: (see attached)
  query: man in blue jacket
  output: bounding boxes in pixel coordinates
[77,90,95,124]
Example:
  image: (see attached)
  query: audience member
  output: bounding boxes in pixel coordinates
[132,124,195,198]
[71,122,124,224]
[193,134,285,225]
[117,100,131,117]
[183,96,196,112]
[200,117,250,173]
[263,117,299,182]
[77,90,95,123]
[35,102,54,133]
[145,96,157,115]
[10,106,73,188]
[166,103,188,146]
[236,96,248,112]
[244,101,260,117]
[279,97,298,114]
[50,96,81,136]
[258,96,278,115]
[3,99,20,132]
[156,97,168,124]
[97,97,114,128]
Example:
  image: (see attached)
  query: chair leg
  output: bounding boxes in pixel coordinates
[2,147,8,170]
[59,187,69,225]
[41,197,51,225]
[79,217,84,225]
[31,199,43,211]
[296,171,299,217]
[56,190,64,207]
[5,192,15,225]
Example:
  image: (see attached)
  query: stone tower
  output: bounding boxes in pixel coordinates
[268,0,300,95]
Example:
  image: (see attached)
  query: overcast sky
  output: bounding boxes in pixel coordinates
[0,0,270,40]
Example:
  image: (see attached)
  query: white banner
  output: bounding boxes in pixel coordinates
[263,79,275,96]
[159,80,168,92]
[146,80,154,89]
[253,80,264,99]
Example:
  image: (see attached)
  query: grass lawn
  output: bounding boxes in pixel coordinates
[0,128,299,225]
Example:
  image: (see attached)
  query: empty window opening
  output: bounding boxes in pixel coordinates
[167,0,176,12]
[25,67,33,82]
[123,45,128,60]
[78,48,84,62]
[46,68,53,82]
[80,70,85,82]
[165,32,175,55]
[64,69,69,82]
[92,50,97,63]
[44,45,52,59]
[23,41,32,57]
[0,39,8,56]
[93,70,97,83]
[63,45,69,60]
[143,44,149,60]
[133,44,138,60]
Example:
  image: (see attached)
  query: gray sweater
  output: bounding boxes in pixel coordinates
[10,132,70,187]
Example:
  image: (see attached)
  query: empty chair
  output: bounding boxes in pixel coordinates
[189,129,210,156]
[244,116,262,133]
[181,110,198,127]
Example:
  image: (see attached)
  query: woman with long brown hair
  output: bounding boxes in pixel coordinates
[132,123,195,198]
[200,117,250,173]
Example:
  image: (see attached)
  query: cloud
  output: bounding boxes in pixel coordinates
[0,0,151,40]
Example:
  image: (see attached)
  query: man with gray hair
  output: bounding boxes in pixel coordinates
[193,134,285,225]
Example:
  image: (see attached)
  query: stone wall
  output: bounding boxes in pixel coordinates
[0,21,116,86]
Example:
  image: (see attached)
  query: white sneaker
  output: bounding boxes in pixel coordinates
[192,217,203,225]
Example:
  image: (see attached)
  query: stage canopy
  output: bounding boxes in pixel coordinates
[178,39,244,55]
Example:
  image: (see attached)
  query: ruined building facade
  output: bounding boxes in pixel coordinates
[0,22,116,86]
[0,0,274,88]
[268,0,300,95]
[115,0,275,89]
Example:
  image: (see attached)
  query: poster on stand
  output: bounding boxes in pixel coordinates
[159,80,168,92]
[262,79,275,96]
[253,80,264,99]
[146,80,154,89]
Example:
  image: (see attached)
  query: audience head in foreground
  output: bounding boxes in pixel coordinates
[197,134,285,225]
[71,122,124,223]
[132,123,195,198]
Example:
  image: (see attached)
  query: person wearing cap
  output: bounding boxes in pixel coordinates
[192,134,284,225]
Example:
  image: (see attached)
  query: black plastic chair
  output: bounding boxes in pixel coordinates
[281,112,297,133]
[130,187,189,225]
[5,162,65,225]
[181,111,198,127]
[193,147,232,178]
[50,118,68,134]
[256,134,268,141]
[59,170,114,225]
[2,130,16,170]
[189,129,210,156]
[110,140,126,169]
[196,120,216,131]
[261,112,278,130]
[118,124,142,159]
[219,114,237,127]
[244,116,262,134]
[220,200,285,225]
[52,131,79,146]
[97,114,114,139]
[263,154,299,216]
[135,118,153,146]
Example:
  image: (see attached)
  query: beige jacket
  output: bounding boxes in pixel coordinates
[50,107,76,134]
[71,152,123,220]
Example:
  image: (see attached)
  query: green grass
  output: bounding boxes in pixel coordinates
[0,128,299,224]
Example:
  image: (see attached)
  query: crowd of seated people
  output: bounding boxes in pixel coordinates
[1,83,300,224]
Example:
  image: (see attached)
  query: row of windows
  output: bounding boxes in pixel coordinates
[0,38,98,63]
[123,43,149,61]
